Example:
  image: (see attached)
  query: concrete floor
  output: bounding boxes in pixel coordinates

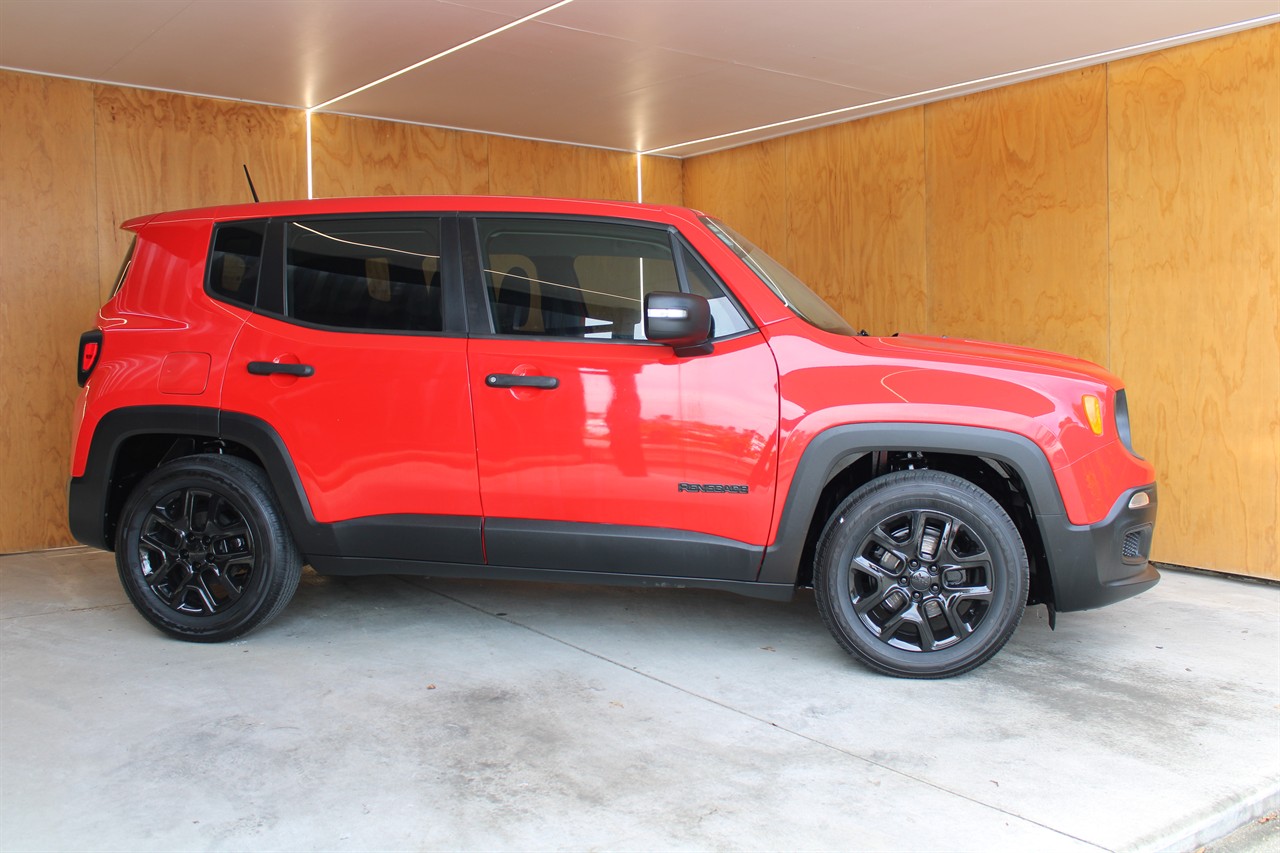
[1,547,1277,853]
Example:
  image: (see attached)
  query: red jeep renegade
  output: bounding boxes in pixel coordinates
[70,196,1158,677]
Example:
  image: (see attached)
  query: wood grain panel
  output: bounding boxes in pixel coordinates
[0,72,99,552]
[94,85,306,300]
[847,108,927,336]
[487,137,634,201]
[784,109,926,334]
[310,113,489,198]
[783,123,850,321]
[682,137,788,262]
[1109,25,1279,578]
[926,67,1109,365]
[641,155,682,205]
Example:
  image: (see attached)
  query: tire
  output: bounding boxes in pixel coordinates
[114,454,302,642]
[814,470,1028,678]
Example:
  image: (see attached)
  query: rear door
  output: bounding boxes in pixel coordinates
[220,215,482,564]
[463,216,780,581]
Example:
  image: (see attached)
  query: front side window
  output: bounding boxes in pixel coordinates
[285,218,443,333]
[478,218,750,341]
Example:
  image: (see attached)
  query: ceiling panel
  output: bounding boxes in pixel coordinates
[333,19,883,151]
[2,0,1276,157]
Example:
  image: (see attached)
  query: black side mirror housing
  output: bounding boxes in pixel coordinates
[644,292,713,355]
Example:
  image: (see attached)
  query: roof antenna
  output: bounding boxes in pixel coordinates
[243,164,260,203]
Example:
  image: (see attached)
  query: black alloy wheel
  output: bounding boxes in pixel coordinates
[115,454,302,642]
[814,469,1028,678]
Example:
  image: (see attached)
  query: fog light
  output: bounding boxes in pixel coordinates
[1129,491,1151,510]
[1083,395,1104,435]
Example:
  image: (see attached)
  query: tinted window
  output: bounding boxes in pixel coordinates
[680,245,752,338]
[285,218,442,333]
[478,219,750,341]
[208,222,265,308]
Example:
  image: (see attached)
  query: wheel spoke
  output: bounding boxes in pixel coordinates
[852,577,898,617]
[913,609,937,651]
[939,596,974,641]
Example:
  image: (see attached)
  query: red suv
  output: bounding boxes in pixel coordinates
[70,196,1158,677]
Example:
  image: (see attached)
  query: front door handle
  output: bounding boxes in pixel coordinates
[485,373,558,390]
[248,361,315,377]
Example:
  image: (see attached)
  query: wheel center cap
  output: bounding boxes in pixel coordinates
[909,570,931,591]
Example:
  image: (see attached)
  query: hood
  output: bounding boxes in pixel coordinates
[858,334,1117,386]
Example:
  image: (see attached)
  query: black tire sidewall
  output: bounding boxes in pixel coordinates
[115,456,297,641]
[816,471,1028,677]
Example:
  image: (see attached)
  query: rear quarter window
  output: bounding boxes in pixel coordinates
[207,221,266,309]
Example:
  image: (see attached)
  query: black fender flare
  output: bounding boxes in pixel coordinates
[757,423,1068,585]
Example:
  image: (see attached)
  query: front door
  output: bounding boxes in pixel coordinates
[464,216,779,581]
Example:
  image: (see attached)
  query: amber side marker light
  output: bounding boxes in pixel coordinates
[1083,395,1104,436]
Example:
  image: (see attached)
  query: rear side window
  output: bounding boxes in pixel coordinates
[285,218,442,333]
[208,221,266,309]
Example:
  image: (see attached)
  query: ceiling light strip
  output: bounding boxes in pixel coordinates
[641,13,1280,156]
[305,109,315,199]
[310,0,577,112]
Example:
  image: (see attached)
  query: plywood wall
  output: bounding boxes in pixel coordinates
[1108,26,1278,575]
[684,24,1279,579]
[93,86,307,300]
[310,113,488,198]
[0,73,100,552]
[927,68,1110,365]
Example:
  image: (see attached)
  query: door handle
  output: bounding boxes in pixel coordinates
[248,361,315,377]
[485,373,558,390]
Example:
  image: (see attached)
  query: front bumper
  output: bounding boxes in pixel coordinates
[1041,484,1159,612]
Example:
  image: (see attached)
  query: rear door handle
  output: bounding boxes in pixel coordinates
[485,373,558,389]
[248,361,315,377]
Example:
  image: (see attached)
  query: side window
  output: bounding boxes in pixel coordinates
[285,218,443,333]
[208,222,265,309]
[478,219,676,341]
[679,245,753,338]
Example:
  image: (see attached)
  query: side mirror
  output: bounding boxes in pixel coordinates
[644,292,712,354]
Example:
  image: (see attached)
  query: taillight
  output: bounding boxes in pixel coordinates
[77,330,103,387]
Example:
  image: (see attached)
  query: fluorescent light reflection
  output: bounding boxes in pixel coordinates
[310,0,577,112]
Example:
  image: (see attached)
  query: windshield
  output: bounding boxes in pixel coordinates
[703,217,856,336]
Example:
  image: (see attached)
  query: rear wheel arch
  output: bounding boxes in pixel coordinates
[69,406,325,556]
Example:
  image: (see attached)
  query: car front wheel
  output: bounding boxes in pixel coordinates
[814,470,1029,678]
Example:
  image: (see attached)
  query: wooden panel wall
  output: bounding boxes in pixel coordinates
[683,114,927,335]
[0,73,100,551]
[93,86,307,300]
[683,25,1278,579]
[928,68,1110,365]
[487,137,635,201]
[641,155,683,206]
[682,137,789,261]
[1109,26,1279,576]
[310,113,488,197]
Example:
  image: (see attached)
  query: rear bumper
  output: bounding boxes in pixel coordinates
[1042,484,1159,612]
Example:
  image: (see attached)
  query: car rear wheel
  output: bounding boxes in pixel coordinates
[814,470,1028,678]
[115,454,301,642]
